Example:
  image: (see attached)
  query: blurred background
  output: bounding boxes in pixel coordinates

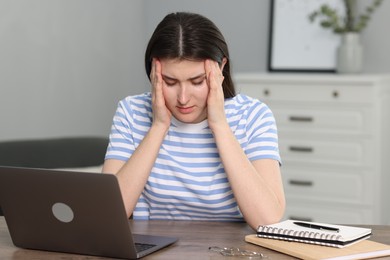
[0,0,389,141]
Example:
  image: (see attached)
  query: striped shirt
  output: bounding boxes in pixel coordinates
[105,92,280,221]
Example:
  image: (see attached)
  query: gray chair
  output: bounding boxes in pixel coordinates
[0,136,109,216]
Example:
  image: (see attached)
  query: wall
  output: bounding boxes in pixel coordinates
[0,0,146,141]
[360,0,390,73]
[1,0,389,142]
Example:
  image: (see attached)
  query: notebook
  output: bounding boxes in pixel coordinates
[0,166,177,259]
[256,219,371,248]
[245,235,390,260]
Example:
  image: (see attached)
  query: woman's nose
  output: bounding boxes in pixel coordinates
[178,85,190,105]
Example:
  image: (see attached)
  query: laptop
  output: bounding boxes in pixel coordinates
[0,166,177,259]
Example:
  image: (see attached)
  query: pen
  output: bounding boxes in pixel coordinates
[293,221,340,232]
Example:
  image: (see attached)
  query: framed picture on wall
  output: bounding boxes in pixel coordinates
[268,0,343,72]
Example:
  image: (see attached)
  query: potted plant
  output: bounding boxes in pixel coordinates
[309,0,383,73]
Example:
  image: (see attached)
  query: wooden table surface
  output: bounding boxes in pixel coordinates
[1,217,390,259]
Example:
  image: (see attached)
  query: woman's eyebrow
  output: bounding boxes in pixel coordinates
[161,75,177,81]
[162,73,206,81]
[189,73,206,80]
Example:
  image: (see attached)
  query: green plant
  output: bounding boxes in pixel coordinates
[309,0,383,33]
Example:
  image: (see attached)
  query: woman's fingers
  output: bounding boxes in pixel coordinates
[151,59,163,103]
[150,58,171,127]
[206,59,224,90]
[154,59,163,99]
[206,59,226,128]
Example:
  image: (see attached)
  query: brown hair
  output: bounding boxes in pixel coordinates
[145,12,236,98]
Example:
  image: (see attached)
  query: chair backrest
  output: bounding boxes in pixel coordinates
[0,137,108,168]
[0,137,109,216]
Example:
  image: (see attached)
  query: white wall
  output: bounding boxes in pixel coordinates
[0,0,146,141]
[360,0,390,73]
[1,0,389,142]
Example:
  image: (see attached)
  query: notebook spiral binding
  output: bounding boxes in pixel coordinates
[258,226,342,241]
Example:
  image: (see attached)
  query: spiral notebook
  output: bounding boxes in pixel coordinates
[256,220,371,248]
[245,236,390,260]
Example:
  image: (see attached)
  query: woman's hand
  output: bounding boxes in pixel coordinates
[150,58,171,130]
[205,59,228,130]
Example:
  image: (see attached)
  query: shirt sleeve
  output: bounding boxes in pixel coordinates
[104,100,136,161]
[244,100,281,164]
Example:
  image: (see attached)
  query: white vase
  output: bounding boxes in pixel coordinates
[336,33,363,74]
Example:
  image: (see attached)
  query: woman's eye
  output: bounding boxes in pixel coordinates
[192,79,204,86]
[164,81,177,87]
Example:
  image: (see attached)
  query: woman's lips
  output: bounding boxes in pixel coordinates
[177,106,194,114]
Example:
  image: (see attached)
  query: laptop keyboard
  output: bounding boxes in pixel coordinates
[135,242,156,252]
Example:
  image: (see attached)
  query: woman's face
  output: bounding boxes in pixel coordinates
[160,59,209,124]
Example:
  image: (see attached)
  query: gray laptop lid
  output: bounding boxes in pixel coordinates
[0,166,177,259]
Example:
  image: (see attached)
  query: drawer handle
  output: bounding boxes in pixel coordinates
[289,146,313,153]
[289,216,313,222]
[289,116,313,122]
[289,180,314,186]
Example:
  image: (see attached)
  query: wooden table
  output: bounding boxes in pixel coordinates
[1,217,390,259]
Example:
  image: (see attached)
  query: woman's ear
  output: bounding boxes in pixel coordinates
[220,57,228,71]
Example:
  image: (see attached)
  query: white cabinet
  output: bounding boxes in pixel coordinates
[234,73,390,224]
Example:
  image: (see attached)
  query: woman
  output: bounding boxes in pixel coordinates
[102,12,285,229]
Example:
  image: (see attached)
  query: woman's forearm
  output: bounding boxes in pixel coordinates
[211,123,285,229]
[114,124,168,217]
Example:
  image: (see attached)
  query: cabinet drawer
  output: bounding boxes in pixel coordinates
[284,204,374,224]
[279,138,373,166]
[238,82,374,104]
[282,167,373,204]
[272,107,372,135]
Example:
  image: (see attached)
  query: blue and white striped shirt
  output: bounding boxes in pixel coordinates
[105,92,280,221]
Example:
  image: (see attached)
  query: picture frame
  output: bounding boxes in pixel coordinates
[267,0,342,73]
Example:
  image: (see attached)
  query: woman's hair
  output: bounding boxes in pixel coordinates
[145,12,236,98]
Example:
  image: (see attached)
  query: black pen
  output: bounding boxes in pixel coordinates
[293,221,340,232]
